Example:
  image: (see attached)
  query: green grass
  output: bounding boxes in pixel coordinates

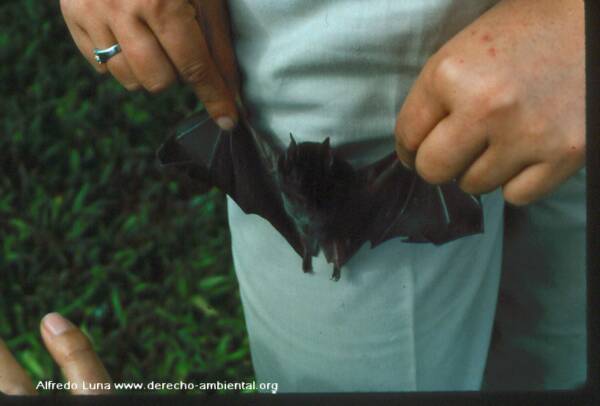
[0,0,253,394]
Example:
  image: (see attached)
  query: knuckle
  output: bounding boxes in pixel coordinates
[61,336,94,364]
[470,79,517,118]
[144,80,170,93]
[64,345,94,363]
[142,74,176,93]
[491,82,518,111]
[179,61,212,85]
[147,0,194,19]
[124,82,142,91]
[428,55,462,90]
[427,54,518,119]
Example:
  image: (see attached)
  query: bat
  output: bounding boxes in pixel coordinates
[157,109,483,281]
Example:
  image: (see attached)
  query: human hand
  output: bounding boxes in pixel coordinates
[60,0,239,129]
[395,0,584,205]
[0,313,111,395]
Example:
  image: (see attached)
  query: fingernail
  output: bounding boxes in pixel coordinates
[43,312,75,336]
[216,116,236,131]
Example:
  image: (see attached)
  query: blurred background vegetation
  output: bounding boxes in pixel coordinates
[0,0,253,394]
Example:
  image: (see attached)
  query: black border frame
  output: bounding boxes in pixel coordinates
[2,1,597,405]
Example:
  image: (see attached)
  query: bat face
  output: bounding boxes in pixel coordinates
[278,137,343,208]
[158,110,484,281]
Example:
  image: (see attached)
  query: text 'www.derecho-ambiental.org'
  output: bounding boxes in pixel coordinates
[36,380,279,393]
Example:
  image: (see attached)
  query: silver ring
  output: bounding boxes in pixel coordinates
[93,43,121,64]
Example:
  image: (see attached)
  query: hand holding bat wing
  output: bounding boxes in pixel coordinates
[157,110,483,281]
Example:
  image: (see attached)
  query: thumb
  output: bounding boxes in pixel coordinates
[40,313,112,395]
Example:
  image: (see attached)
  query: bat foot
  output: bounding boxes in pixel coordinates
[302,255,313,273]
[330,266,341,281]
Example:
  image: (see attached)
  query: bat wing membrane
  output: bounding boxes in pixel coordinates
[358,153,483,248]
[157,110,304,256]
[158,112,484,276]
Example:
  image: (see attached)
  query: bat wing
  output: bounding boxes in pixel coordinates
[359,153,483,248]
[156,110,304,255]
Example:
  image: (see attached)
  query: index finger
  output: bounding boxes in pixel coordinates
[395,69,448,168]
[144,1,238,128]
[0,338,37,395]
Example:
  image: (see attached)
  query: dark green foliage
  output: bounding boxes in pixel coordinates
[0,0,253,394]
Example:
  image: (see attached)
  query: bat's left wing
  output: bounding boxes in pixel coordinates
[157,110,304,255]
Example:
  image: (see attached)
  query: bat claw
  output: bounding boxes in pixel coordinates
[330,266,341,281]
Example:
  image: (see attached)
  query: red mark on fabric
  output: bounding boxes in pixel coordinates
[488,47,497,57]
[482,34,492,42]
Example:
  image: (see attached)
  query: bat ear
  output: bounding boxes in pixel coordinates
[283,133,298,172]
[322,137,334,168]
[288,133,297,155]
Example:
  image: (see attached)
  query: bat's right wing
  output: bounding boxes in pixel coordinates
[157,110,303,255]
[361,153,483,248]
[384,178,483,245]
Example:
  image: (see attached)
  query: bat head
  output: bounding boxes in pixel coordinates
[277,135,357,236]
[279,136,338,202]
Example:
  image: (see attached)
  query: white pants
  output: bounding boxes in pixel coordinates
[483,169,587,390]
[225,0,587,391]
